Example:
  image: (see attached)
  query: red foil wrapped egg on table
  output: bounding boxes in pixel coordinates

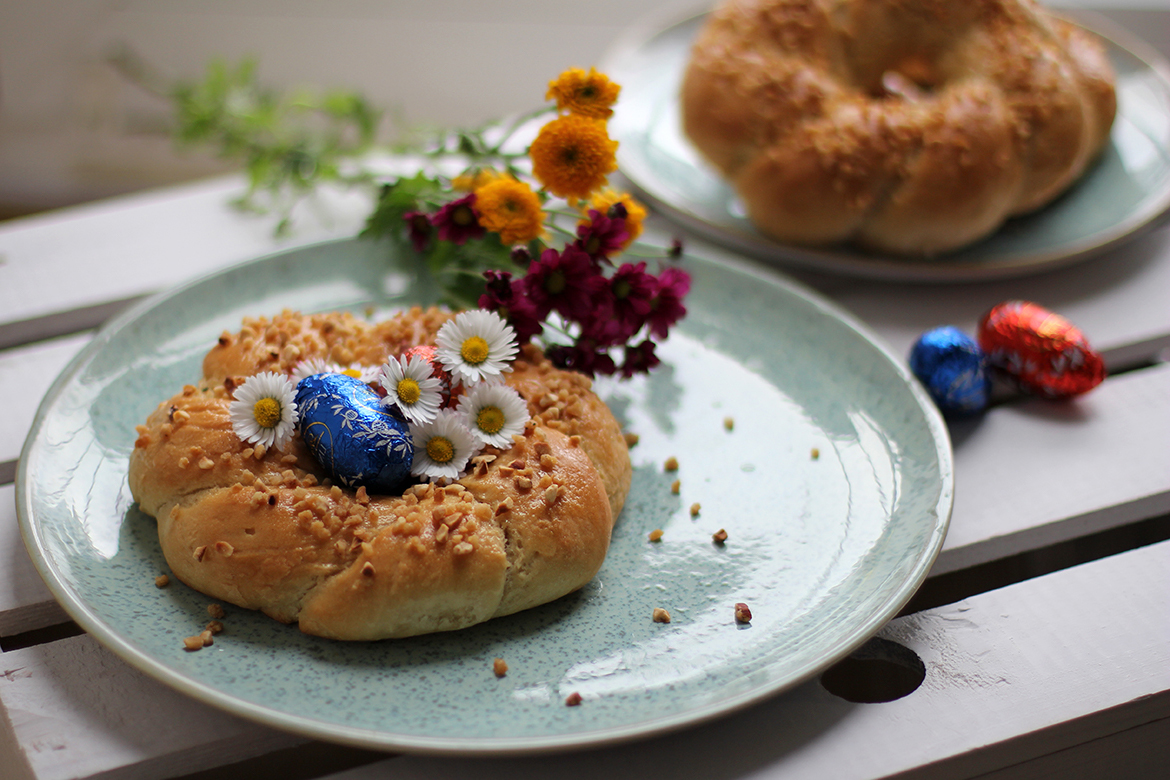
[977,301,1105,398]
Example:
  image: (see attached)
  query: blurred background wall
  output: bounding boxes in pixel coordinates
[0,0,1160,220]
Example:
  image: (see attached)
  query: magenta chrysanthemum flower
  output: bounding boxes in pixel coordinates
[620,339,660,377]
[478,270,544,344]
[575,209,628,262]
[430,194,485,245]
[522,244,604,322]
[646,266,691,339]
[605,261,656,336]
[403,211,433,252]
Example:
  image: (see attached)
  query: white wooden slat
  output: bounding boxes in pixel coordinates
[0,634,306,780]
[0,333,93,465]
[318,539,1170,780]
[0,177,371,330]
[934,360,1170,574]
[0,486,68,638]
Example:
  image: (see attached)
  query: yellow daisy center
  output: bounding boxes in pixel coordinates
[476,406,506,435]
[252,397,282,429]
[342,368,363,378]
[461,336,491,365]
[426,436,455,464]
[397,377,421,405]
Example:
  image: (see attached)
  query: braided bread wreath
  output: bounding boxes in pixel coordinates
[128,308,632,640]
[680,0,1118,255]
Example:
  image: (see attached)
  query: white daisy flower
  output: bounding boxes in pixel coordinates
[379,353,443,425]
[409,409,482,480]
[292,357,379,385]
[229,371,299,450]
[457,381,530,448]
[291,356,337,383]
[436,309,519,386]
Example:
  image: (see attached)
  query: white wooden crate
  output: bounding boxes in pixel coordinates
[2,5,1168,778]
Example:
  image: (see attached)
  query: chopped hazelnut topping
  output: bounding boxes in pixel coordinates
[493,658,508,678]
[510,459,525,470]
[569,435,582,447]
[453,541,474,556]
[648,528,664,542]
[652,607,671,624]
[664,456,679,471]
[198,457,215,470]
[361,561,376,577]
[193,545,207,562]
[208,603,226,619]
[177,456,190,469]
[565,692,583,706]
[215,541,235,556]
[173,409,191,424]
[435,524,449,543]
[160,423,174,437]
[182,384,197,396]
[515,476,532,491]
[155,574,170,588]
[183,635,205,651]
[544,485,560,505]
[689,502,701,517]
[712,529,728,545]
[355,486,370,504]
[540,454,558,471]
[734,603,753,623]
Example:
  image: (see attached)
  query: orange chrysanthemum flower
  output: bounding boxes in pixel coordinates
[529,115,619,201]
[474,177,546,245]
[452,167,506,192]
[546,67,621,120]
[582,189,648,248]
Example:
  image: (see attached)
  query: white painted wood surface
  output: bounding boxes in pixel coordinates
[1,4,1168,779]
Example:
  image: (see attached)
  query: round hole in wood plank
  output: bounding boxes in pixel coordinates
[819,637,925,703]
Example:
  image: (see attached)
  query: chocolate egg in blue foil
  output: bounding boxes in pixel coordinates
[909,326,990,415]
[295,373,413,494]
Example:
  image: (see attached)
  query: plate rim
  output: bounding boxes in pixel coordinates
[16,236,954,755]
[600,6,1170,283]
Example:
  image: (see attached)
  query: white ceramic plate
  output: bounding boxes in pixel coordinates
[18,238,952,753]
[602,9,1170,282]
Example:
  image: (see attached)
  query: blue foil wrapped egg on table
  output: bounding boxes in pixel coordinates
[295,373,413,494]
[909,326,991,416]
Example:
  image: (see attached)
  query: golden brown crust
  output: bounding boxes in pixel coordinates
[129,308,632,639]
[680,0,1117,255]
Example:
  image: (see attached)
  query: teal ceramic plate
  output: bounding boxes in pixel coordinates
[18,239,952,754]
[603,9,1170,282]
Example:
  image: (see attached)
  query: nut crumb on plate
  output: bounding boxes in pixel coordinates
[712,528,728,544]
[565,692,583,706]
[648,528,664,542]
[154,574,170,588]
[723,416,735,431]
[207,603,226,619]
[689,502,701,517]
[664,456,679,471]
[652,607,671,623]
[493,658,508,677]
[670,479,680,494]
[735,603,753,623]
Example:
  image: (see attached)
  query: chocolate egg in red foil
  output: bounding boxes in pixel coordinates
[977,301,1105,398]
